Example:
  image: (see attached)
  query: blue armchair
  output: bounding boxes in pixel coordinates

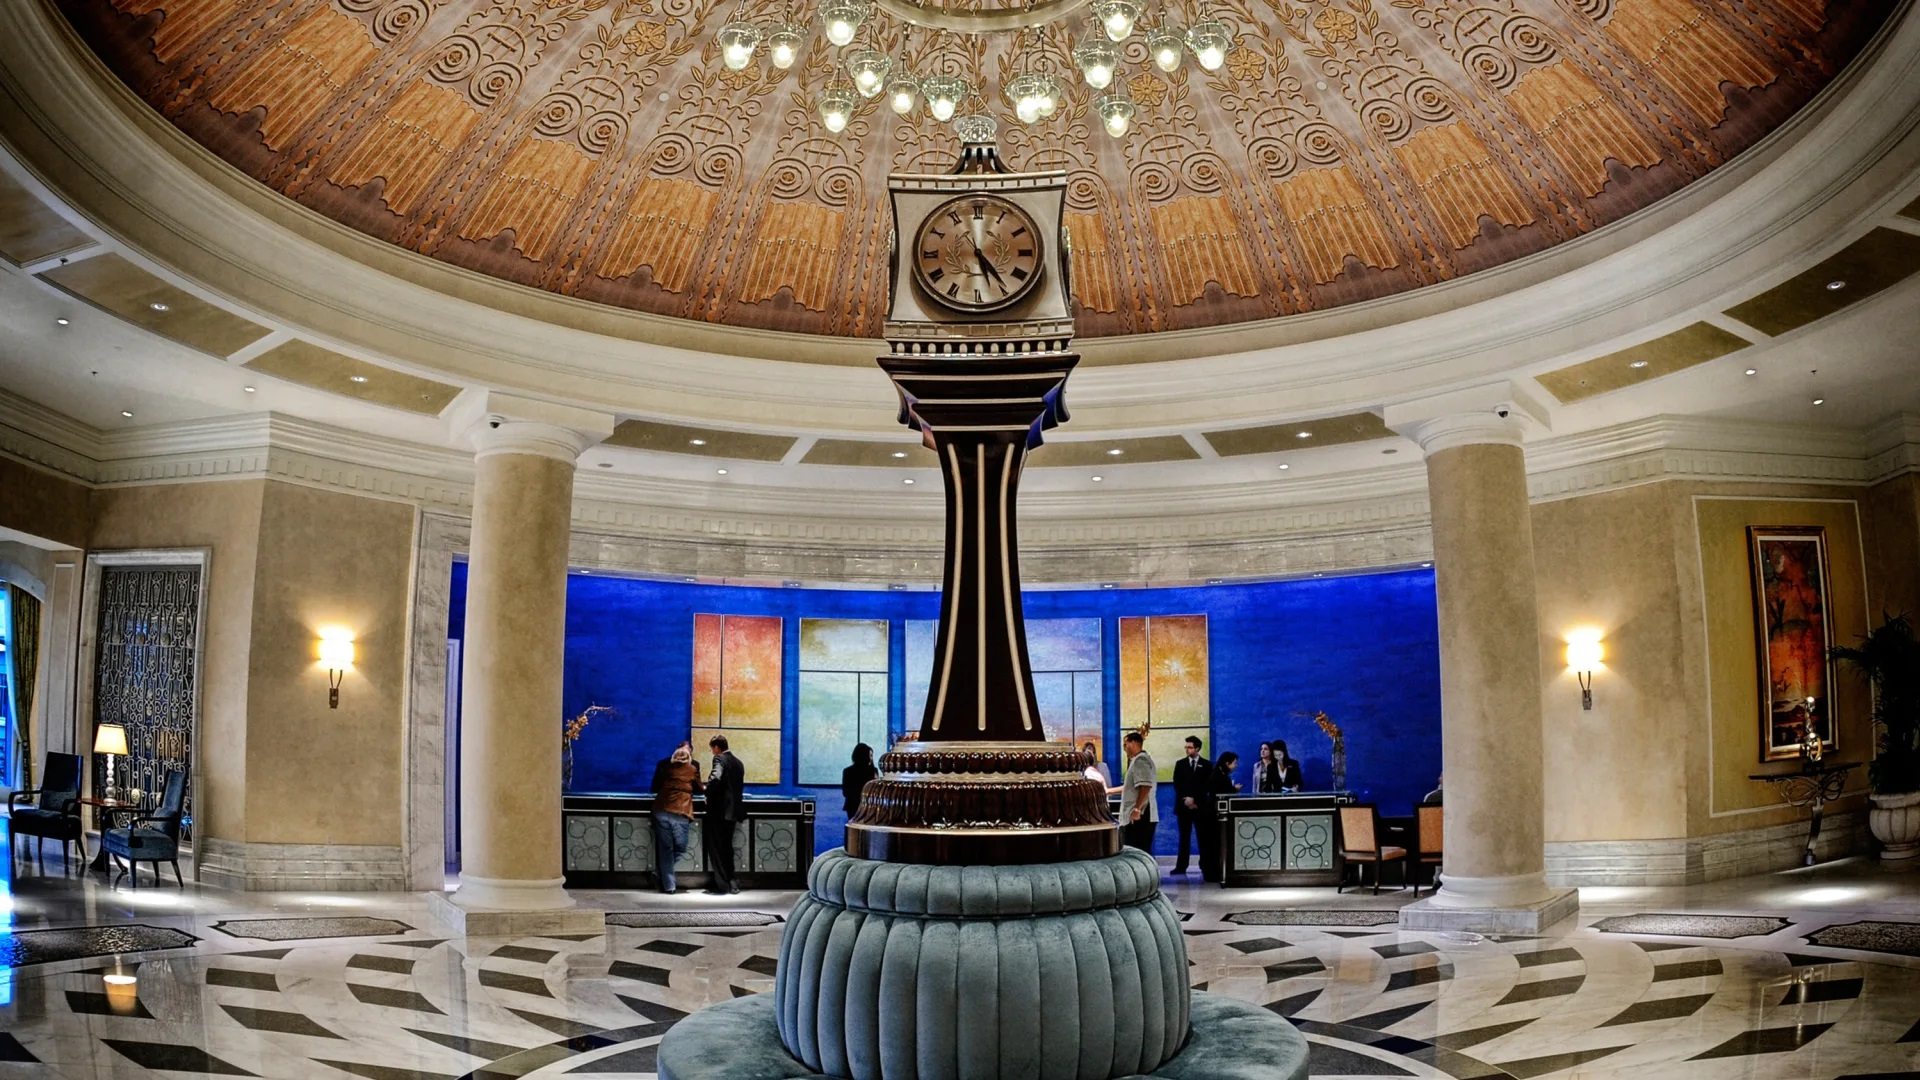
[7,752,84,866]
[104,769,186,888]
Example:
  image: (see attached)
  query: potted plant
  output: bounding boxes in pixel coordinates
[1832,614,1920,861]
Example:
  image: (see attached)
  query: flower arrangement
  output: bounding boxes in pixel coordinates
[561,704,615,790]
[1300,711,1347,791]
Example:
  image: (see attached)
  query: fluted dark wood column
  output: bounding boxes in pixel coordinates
[880,352,1075,742]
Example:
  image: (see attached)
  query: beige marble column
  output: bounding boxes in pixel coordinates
[1388,392,1578,933]
[435,401,611,935]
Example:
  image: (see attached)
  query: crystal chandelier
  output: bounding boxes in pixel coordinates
[714,0,1232,143]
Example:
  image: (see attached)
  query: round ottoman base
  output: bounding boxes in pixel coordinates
[658,991,1310,1080]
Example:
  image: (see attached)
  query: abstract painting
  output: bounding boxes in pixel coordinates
[904,620,936,732]
[691,613,783,783]
[797,619,890,786]
[1028,619,1103,759]
[1119,615,1210,781]
[1748,527,1836,761]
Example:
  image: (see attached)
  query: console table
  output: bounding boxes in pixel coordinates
[1748,762,1858,867]
[1217,792,1354,887]
[561,794,815,890]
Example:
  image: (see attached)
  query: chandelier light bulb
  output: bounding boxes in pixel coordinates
[1187,20,1231,71]
[887,73,920,115]
[1074,37,1120,90]
[766,23,804,69]
[718,20,761,71]
[1148,25,1184,72]
[1095,89,1134,137]
[820,0,867,47]
[818,85,856,132]
[1016,96,1042,123]
[1095,0,1140,41]
[922,73,967,122]
[846,49,892,98]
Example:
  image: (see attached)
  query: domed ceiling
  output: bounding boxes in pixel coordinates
[64,0,1887,340]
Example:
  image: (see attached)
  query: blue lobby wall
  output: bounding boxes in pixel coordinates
[447,565,1442,856]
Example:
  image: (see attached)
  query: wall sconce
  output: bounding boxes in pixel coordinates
[1565,632,1604,711]
[93,724,128,801]
[318,630,355,709]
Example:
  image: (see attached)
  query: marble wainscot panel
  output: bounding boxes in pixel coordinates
[196,838,410,892]
[1545,813,1868,886]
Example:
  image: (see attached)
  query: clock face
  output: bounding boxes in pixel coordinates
[910,194,1044,313]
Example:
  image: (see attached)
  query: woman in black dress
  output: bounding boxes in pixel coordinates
[842,742,879,815]
[1255,742,1284,794]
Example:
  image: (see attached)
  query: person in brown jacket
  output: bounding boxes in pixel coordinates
[649,742,703,894]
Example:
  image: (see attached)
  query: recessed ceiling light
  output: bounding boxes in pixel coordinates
[1206,578,1223,585]
[1421,562,1432,568]
[1382,448,1398,455]
[1101,583,1115,589]
[888,583,907,591]
[783,580,802,588]
[1107,448,1124,456]
[683,576,697,583]
[716,468,729,475]
[1812,397,1825,405]
[149,302,169,312]
[1826,280,1846,291]
[54,317,69,326]
[1091,475,1103,482]
[891,451,907,458]
[690,438,707,446]
[596,461,613,468]
[1744,368,1758,376]
[243,385,256,393]
[903,478,915,484]
[1629,360,1649,369]
[120,410,133,418]
[1313,572,1324,578]
[1277,463,1290,470]
[579,569,591,574]
[1296,431,1311,439]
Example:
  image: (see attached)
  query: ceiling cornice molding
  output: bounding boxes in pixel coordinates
[1866,412,1920,482]
[1,2,1917,436]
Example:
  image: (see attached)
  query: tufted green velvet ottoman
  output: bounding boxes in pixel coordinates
[656,848,1309,1080]
[657,991,1309,1080]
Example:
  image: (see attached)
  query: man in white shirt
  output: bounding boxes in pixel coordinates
[1122,731,1159,853]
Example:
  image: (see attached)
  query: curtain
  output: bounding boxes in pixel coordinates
[8,584,40,789]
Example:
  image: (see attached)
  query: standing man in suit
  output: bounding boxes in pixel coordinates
[1171,735,1212,876]
[702,734,746,895]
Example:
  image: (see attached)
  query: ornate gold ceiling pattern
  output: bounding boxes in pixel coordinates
[63,0,1886,339]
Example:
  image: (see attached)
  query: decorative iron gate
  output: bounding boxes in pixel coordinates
[92,566,200,832]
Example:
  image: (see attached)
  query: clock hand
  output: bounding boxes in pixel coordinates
[966,236,1007,289]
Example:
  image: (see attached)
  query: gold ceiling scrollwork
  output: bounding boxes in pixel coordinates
[61,0,1884,339]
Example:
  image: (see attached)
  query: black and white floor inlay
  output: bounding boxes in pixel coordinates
[1589,913,1794,938]
[0,923,198,966]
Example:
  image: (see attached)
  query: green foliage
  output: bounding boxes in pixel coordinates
[1831,614,1920,795]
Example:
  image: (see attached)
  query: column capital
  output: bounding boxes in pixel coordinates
[455,391,616,464]
[1382,381,1552,456]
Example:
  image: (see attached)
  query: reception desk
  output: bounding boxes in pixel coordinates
[1216,793,1354,887]
[561,793,815,890]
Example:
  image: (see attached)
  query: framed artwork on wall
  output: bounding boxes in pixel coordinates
[796,619,890,786]
[1119,614,1210,781]
[690,613,784,784]
[1748,526,1837,762]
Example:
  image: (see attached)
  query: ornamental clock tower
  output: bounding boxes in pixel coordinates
[848,138,1112,864]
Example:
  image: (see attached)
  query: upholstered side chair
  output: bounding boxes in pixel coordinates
[7,752,84,866]
[1335,803,1406,894]
[104,769,187,888]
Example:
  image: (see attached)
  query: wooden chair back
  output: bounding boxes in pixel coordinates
[1337,805,1379,854]
[1416,804,1443,856]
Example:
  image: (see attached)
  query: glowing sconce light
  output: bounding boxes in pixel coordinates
[1565,630,1603,711]
[319,629,356,710]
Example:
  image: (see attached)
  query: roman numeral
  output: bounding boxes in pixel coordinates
[972,204,984,219]
[947,282,959,297]
[948,212,962,225]
[929,268,943,281]
[922,250,938,260]
[974,289,983,302]
[1010,267,1029,280]
[1011,227,1027,237]
[1018,248,1033,257]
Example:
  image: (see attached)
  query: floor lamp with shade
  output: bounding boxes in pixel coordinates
[94,724,128,801]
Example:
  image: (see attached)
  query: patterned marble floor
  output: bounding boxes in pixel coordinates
[2,846,1918,1079]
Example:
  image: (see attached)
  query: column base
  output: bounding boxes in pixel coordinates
[1398,887,1579,935]
[427,886,606,939]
